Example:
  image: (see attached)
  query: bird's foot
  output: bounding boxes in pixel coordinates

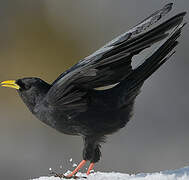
[50,171,86,179]
[65,160,95,178]
[65,160,86,178]
[86,163,95,175]
[49,160,95,179]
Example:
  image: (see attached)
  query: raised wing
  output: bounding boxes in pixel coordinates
[51,3,173,87]
[45,3,185,114]
[116,22,186,109]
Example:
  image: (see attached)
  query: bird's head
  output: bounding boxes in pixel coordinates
[0,77,51,112]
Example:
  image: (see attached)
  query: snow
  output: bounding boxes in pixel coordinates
[72,163,77,167]
[32,166,189,180]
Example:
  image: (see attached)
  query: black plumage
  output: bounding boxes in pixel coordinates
[0,3,186,177]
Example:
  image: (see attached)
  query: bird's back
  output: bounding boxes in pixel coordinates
[32,4,186,137]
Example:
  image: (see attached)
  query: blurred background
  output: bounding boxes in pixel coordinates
[0,0,188,179]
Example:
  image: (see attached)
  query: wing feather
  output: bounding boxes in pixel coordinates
[45,4,185,114]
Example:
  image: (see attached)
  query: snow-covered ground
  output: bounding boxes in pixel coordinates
[32,166,189,180]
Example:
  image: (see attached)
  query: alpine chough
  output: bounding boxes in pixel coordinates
[0,3,187,178]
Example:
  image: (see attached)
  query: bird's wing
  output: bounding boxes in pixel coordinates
[45,3,184,112]
[116,22,186,109]
[51,3,173,87]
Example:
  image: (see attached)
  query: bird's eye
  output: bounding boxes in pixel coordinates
[24,84,31,90]
[16,80,31,90]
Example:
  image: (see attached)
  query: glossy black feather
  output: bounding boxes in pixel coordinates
[45,12,186,117]
[14,4,186,164]
[51,3,174,85]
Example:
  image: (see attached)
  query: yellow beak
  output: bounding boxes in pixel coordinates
[0,80,20,90]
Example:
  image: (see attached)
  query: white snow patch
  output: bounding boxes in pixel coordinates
[72,163,77,167]
[32,166,189,180]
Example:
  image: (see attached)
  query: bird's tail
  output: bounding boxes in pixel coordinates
[123,22,186,92]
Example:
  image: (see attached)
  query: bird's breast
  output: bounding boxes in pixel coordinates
[33,103,82,135]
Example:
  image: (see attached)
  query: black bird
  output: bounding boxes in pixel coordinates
[0,3,186,178]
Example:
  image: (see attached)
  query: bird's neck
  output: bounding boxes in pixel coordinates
[18,84,51,114]
[19,91,46,114]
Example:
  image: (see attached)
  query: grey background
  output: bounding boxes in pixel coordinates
[0,0,188,179]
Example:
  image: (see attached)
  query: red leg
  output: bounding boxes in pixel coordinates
[86,163,95,175]
[66,160,86,177]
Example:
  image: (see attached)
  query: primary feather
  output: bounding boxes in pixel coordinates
[45,4,186,116]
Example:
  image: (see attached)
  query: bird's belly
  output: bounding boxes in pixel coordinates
[33,102,134,136]
[76,106,133,136]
